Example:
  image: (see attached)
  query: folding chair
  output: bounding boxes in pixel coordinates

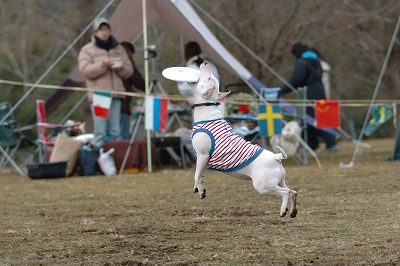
[35,99,84,164]
[36,99,68,163]
[0,102,35,175]
[293,87,309,165]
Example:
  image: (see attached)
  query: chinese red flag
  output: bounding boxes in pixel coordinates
[315,100,340,128]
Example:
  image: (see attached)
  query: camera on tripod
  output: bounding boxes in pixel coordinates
[147,44,157,58]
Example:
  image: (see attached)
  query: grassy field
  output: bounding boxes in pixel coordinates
[1,139,399,265]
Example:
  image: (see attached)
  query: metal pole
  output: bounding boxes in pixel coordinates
[59,93,88,124]
[342,15,400,168]
[142,0,152,173]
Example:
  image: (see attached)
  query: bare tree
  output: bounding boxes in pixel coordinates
[180,0,399,135]
[1,0,398,136]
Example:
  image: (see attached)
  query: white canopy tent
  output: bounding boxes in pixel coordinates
[66,0,266,94]
[3,0,363,174]
[60,0,343,138]
[34,0,344,172]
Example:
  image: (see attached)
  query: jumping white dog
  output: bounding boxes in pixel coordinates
[189,63,297,218]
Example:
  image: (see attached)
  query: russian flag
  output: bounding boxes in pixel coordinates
[145,96,168,131]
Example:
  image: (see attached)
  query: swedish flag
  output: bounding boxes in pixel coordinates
[257,104,282,137]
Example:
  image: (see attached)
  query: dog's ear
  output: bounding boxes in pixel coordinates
[202,87,216,99]
[218,91,231,101]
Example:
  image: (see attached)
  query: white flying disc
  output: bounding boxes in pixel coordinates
[162,67,200,82]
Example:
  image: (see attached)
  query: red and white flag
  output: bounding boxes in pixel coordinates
[93,91,112,118]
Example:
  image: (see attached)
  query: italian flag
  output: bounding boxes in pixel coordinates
[93,91,112,118]
[145,96,168,131]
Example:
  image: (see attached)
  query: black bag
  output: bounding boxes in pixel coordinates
[78,147,99,176]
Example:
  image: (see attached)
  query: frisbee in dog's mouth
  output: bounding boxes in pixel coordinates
[162,67,200,82]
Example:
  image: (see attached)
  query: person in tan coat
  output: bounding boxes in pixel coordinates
[78,17,133,148]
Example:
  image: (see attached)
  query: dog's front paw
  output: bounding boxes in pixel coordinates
[280,208,288,217]
[200,189,206,199]
[290,208,298,218]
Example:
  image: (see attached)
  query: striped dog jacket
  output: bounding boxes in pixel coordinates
[191,119,263,172]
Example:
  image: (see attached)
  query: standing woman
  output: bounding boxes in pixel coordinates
[78,17,133,148]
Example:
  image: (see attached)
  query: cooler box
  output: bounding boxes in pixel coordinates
[27,161,67,179]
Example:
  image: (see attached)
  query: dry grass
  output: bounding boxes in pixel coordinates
[1,139,400,265]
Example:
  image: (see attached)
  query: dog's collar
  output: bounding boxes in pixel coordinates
[192,102,221,109]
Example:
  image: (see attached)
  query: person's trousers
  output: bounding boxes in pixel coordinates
[91,98,122,148]
[120,112,130,140]
[306,125,337,150]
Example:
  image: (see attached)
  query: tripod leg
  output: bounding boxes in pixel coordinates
[119,114,143,175]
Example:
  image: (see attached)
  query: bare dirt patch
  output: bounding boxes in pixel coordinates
[1,139,399,265]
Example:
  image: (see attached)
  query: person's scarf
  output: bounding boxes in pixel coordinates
[301,50,318,59]
[94,35,119,51]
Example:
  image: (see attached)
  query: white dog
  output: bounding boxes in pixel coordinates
[189,63,297,218]
[270,120,302,156]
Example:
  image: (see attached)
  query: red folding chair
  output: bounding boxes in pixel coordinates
[36,100,70,163]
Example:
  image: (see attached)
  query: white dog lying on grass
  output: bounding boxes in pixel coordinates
[188,63,297,218]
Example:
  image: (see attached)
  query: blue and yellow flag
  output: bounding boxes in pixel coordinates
[257,104,282,137]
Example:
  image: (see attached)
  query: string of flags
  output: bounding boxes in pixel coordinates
[257,100,394,137]
[93,88,394,137]
[256,99,341,137]
[93,92,169,132]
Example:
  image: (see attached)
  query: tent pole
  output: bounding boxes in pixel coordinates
[179,35,185,65]
[0,0,115,128]
[59,93,88,124]
[142,0,152,173]
[341,15,400,168]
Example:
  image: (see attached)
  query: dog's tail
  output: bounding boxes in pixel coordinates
[274,145,288,160]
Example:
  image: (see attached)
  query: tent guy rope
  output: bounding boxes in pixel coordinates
[1,78,399,107]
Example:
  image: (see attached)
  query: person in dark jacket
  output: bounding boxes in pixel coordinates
[177,41,220,98]
[119,41,146,140]
[281,42,337,151]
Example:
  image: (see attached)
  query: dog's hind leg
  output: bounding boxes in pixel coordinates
[279,189,290,217]
[253,182,292,217]
[193,154,208,199]
[289,190,298,218]
[277,180,298,218]
[192,133,212,199]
